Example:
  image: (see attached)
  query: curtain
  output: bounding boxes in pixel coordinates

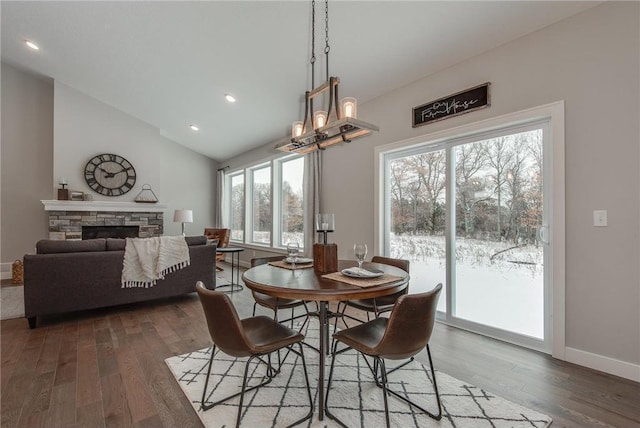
[215,168,227,227]
[303,150,322,257]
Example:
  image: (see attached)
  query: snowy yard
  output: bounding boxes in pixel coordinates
[390,234,544,339]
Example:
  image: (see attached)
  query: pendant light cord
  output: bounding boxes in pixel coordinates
[324,0,330,81]
[311,0,316,89]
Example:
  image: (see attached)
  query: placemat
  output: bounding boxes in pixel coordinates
[269,260,314,270]
[322,272,403,288]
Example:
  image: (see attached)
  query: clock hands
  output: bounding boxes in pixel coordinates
[97,166,130,178]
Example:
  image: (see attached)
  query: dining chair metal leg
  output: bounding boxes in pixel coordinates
[373,345,442,421]
[324,341,349,428]
[286,342,314,428]
[200,344,313,428]
[328,345,442,425]
[378,357,391,428]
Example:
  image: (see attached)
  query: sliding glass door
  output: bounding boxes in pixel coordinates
[383,120,551,351]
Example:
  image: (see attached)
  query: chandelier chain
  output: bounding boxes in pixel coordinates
[324,0,330,80]
[311,0,316,88]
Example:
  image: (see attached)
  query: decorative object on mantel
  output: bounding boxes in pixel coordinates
[413,82,491,128]
[84,153,137,196]
[173,209,193,236]
[313,213,337,273]
[134,184,159,203]
[57,178,69,200]
[70,191,84,201]
[276,0,379,155]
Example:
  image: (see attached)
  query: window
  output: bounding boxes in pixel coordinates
[229,173,245,242]
[380,114,558,353]
[280,156,304,247]
[225,155,305,250]
[251,165,271,244]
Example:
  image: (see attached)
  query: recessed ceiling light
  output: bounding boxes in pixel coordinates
[25,40,40,50]
[225,94,236,103]
[189,124,199,131]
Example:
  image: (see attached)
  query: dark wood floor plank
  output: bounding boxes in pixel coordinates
[132,323,204,428]
[76,401,105,428]
[114,342,156,424]
[16,371,54,428]
[100,372,133,428]
[95,321,119,378]
[76,326,102,408]
[54,322,79,386]
[45,381,76,428]
[35,324,64,375]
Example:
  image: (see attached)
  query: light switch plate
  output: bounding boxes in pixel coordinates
[593,210,607,227]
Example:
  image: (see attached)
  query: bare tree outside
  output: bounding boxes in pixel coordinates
[388,128,545,338]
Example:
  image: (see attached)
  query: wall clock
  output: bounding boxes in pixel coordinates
[84,153,136,196]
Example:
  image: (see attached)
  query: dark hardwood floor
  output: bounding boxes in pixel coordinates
[2,264,639,428]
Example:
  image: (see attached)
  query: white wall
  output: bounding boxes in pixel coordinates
[1,63,54,264]
[224,2,640,373]
[53,82,217,237]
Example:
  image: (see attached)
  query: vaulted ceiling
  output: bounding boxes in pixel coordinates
[1,1,600,161]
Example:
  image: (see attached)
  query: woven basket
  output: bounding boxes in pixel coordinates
[11,260,23,284]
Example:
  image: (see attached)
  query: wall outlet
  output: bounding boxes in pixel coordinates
[593,210,607,227]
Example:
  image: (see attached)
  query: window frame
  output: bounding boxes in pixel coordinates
[225,153,305,252]
[375,101,565,358]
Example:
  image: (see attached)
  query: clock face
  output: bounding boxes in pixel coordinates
[84,153,136,196]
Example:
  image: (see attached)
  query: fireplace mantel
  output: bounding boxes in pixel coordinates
[41,200,167,213]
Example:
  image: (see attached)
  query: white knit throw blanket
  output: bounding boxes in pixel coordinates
[121,236,190,288]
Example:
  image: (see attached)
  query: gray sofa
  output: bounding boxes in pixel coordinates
[24,235,216,328]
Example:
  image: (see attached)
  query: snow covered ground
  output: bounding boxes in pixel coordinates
[391,234,544,339]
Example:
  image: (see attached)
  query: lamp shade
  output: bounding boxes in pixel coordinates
[173,209,193,223]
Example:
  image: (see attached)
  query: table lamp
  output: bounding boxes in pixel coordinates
[173,209,193,236]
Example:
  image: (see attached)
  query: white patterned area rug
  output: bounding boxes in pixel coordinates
[166,320,552,428]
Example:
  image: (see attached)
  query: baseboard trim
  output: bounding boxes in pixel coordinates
[0,262,11,280]
[565,347,640,382]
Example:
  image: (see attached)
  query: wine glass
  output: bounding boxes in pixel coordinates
[354,244,367,273]
[287,241,300,269]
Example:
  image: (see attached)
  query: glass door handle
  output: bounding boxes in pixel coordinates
[538,224,550,245]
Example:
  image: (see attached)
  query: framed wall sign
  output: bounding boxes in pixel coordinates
[413,82,490,128]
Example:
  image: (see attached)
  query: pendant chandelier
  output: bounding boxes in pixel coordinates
[277,0,379,154]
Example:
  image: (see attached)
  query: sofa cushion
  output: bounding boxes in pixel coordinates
[106,238,126,251]
[185,235,207,246]
[36,238,107,254]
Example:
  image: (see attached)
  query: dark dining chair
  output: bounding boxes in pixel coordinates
[325,284,443,428]
[250,256,313,328]
[337,256,410,326]
[195,281,313,428]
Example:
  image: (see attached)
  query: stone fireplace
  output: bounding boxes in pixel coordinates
[42,200,167,240]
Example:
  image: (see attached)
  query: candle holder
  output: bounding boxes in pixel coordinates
[313,213,337,273]
[316,213,335,244]
[57,178,69,201]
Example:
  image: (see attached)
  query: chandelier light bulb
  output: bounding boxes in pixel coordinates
[314,111,328,129]
[292,121,304,138]
[341,97,357,119]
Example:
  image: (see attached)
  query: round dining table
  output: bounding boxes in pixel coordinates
[242,259,409,421]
